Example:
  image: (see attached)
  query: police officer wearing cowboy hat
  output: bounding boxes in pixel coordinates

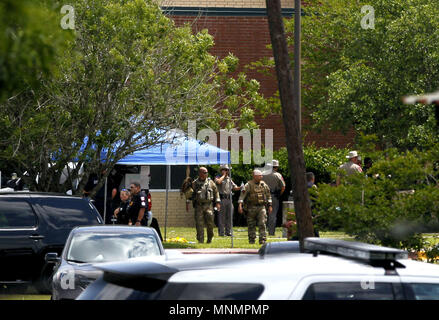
[215,164,240,237]
[336,151,363,186]
[262,160,286,236]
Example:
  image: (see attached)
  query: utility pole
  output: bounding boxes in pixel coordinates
[265,0,314,251]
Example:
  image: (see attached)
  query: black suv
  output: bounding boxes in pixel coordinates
[0,192,103,293]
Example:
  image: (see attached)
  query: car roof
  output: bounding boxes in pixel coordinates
[95,252,394,285]
[93,252,404,300]
[169,253,391,280]
[167,253,439,281]
[166,254,439,299]
[71,225,158,235]
[395,259,439,278]
[93,243,439,300]
[0,191,82,198]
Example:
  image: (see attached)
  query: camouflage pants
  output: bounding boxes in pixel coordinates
[246,205,267,244]
[194,202,215,243]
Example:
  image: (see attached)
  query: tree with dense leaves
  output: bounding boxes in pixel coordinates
[0,0,268,195]
[255,0,439,149]
[293,0,439,149]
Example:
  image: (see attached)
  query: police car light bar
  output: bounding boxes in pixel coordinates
[304,238,408,261]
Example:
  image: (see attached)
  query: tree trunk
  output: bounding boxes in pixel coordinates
[265,0,314,251]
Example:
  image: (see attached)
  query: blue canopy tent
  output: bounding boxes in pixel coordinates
[116,137,230,165]
[112,137,232,243]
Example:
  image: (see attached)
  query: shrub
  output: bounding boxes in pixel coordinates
[274,145,350,185]
[315,150,439,251]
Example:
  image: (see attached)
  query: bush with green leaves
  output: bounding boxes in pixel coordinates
[272,146,350,185]
[207,145,351,188]
[315,148,439,251]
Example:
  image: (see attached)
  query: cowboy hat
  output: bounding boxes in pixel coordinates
[346,151,359,159]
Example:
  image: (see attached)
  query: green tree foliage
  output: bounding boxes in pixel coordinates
[315,147,439,251]
[271,146,350,184]
[0,0,267,195]
[283,0,439,149]
[0,0,66,101]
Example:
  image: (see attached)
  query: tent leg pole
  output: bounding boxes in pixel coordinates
[230,168,233,249]
[165,165,170,241]
[103,177,108,224]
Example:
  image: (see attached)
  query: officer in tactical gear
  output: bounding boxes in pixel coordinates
[181,176,194,212]
[238,169,272,244]
[192,167,221,243]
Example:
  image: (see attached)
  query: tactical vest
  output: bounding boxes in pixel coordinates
[247,181,267,206]
[194,178,214,203]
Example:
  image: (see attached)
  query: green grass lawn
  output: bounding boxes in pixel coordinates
[0,294,50,300]
[423,233,439,246]
[161,226,355,249]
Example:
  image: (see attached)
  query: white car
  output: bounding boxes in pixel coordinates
[78,238,439,300]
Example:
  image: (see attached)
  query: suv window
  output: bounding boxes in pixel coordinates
[404,283,439,300]
[302,282,396,300]
[158,283,264,300]
[0,198,37,228]
[40,197,99,227]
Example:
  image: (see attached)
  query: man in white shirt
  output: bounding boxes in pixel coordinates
[336,151,363,186]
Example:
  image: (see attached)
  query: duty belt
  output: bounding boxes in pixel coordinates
[248,203,265,208]
[220,194,231,200]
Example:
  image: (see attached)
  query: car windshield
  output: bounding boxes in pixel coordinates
[66,232,161,263]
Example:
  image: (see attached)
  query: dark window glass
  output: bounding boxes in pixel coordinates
[302,282,395,300]
[149,166,166,189]
[171,166,194,190]
[77,277,161,300]
[405,283,439,300]
[158,282,264,300]
[149,165,195,190]
[0,198,37,228]
[40,197,99,227]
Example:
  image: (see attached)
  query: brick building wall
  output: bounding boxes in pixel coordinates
[163,1,355,150]
[150,190,196,227]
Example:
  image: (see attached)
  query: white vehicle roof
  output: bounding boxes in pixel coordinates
[166,253,439,299]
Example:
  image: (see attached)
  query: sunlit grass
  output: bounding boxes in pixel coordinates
[161,226,354,249]
[0,295,50,300]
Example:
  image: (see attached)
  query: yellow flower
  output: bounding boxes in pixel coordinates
[166,237,188,243]
[417,250,427,261]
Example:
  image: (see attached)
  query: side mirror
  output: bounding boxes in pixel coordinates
[45,252,60,263]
